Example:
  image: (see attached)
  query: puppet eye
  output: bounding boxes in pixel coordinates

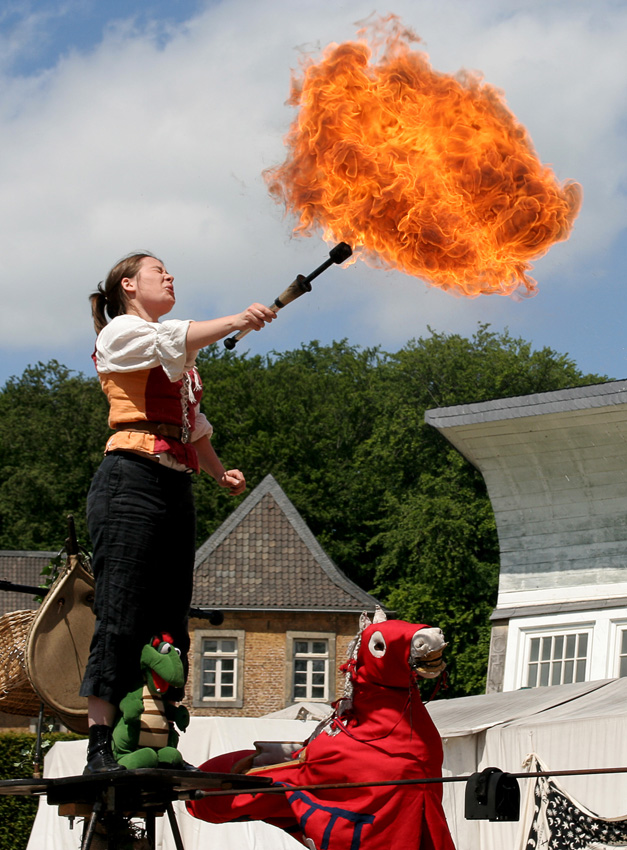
[159,643,172,655]
[368,630,387,658]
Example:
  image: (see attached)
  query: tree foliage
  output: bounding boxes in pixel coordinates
[0,361,109,550]
[0,732,80,850]
[0,327,605,695]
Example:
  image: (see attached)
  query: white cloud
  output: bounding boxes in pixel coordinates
[0,0,625,381]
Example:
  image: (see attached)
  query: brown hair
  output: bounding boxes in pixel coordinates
[89,252,160,335]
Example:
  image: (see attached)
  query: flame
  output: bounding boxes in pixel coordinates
[264,17,582,297]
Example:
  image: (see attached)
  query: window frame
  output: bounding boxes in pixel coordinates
[521,625,592,689]
[285,631,336,704]
[609,618,627,678]
[193,629,245,709]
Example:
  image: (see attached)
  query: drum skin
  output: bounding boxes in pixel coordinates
[25,555,95,733]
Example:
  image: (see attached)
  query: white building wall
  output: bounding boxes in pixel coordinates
[425,380,627,692]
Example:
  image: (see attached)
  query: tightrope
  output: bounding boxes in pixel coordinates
[190,765,627,798]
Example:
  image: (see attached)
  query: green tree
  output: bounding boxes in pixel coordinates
[0,361,109,550]
[0,731,80,850]
[372,452,500,695]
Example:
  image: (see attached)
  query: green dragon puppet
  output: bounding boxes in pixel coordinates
[111,632,190,769]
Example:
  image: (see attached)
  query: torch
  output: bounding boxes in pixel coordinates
[224,241,353,350]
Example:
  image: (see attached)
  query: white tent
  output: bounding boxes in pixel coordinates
[27,680,627,849]
[429,678,627,850]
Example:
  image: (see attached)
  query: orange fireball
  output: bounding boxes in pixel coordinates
[264,17,581,297]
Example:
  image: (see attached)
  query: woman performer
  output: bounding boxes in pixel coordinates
[80,252,276,773]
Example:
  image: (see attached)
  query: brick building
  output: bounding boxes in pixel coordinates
[188,474,382,717]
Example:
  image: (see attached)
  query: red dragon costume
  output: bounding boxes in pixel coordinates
[187,609,456,849]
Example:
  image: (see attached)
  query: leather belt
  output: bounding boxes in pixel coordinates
[116,422,183,441]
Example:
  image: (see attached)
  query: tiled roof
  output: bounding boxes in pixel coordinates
[193,475,380,612]
[0,551,55,617]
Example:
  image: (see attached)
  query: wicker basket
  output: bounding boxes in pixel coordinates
[0,609,43,716]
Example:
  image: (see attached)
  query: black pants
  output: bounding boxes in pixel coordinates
[80,451,196,705]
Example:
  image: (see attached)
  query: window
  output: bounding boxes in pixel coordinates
[193,630,244,708]
[202,637,237,699]
[525,631,589,688]
[294,639,328,700]
[286,631,336,704]
[618,629,627,678]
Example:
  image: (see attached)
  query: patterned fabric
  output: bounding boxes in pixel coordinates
[100,365,204,470]
[79,452,195,705]
[93,314,212,472]
[524,759,627,849]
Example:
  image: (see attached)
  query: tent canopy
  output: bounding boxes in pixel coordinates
[27,680,627,850]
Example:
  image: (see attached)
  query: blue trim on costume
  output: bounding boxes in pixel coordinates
[277,784,375,850]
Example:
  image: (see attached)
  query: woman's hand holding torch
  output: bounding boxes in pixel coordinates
[224,242,352,349]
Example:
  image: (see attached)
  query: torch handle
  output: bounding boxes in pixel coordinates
[224,275,311,349]
[273,274,313,308]
[223,242,352,350]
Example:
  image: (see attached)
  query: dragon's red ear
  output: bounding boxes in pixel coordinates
[162,632,173,645]
[151,632,173,648]
[151,635,161,648]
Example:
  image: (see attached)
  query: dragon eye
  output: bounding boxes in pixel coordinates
[159,643,171,654]
[368,630,387,658]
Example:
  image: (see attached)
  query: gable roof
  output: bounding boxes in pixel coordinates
[192,474,381,612]
[0,551,55,617]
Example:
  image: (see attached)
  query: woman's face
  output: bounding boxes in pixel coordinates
[123,256,175,321]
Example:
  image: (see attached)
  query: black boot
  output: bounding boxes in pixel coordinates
[179,760,204,773]
[83,725,127,775]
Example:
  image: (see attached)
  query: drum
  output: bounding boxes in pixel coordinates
[25,553,95,734]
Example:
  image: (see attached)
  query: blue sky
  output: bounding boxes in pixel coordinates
[1,0,626,387]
